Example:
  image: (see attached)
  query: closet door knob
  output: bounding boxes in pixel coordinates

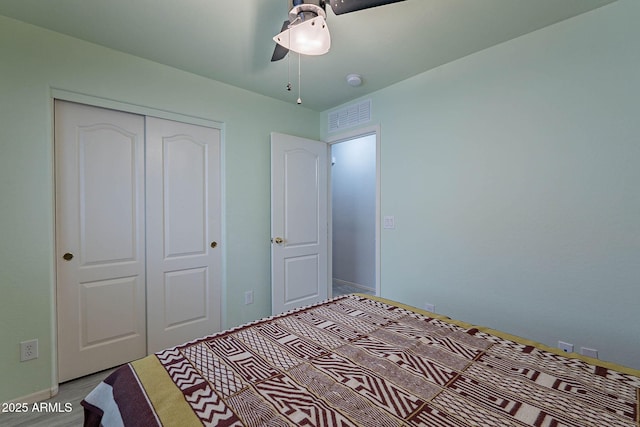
[272,237,284,244]
[210,241,218,248]
[62,252,74,261]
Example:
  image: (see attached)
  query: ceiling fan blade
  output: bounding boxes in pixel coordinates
[271,20,290,62]
[328,0,405,15]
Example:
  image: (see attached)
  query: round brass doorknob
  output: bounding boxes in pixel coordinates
[273,237,284,244]
[63,252,74,261]
[210,241,218,248]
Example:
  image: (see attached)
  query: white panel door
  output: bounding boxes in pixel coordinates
[271,132,328,315]
[146,117,222,353]
[55,100,146,382]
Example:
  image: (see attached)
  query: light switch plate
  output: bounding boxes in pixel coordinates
[383,216,395,229]
[244,291,254,305]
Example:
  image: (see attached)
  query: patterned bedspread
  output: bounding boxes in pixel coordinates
[82,294,640,426]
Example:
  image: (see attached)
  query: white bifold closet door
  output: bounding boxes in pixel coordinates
[145,117,222,353]
[55,101,221,382]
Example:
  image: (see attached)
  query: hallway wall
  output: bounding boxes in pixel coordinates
[331,134,376,290]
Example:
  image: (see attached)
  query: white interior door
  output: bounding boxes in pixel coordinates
[146,117,222,353]
[55,100,147,382]
[271,132,328,315]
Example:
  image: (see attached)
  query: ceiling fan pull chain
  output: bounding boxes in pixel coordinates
[297,53,302,105]
[286,27,292,92]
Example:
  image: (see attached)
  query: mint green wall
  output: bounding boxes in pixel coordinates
[322,0,639,369]
[0,16,318,402]
[2,0,639,404]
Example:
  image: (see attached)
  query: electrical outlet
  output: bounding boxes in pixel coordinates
[580,347,599,359]
[424,303,435,312]
[558,341,574,353]
[20,339,39,361]
[244,290,254,305]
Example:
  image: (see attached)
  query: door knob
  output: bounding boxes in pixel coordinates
[210,241,218,248]
[272,237,284,244]
[62,252,74,261]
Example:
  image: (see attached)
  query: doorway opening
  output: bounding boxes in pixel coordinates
[330,131,379,297]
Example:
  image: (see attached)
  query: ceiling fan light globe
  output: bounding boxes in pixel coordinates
[273,16,331,56]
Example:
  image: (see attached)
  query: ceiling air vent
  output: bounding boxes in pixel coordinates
[328,99,371,133]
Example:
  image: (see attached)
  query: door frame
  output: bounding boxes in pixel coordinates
[326,125,381,296]
[51,88,226,384]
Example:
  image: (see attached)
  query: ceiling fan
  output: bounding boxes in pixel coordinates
[271,0,406,61]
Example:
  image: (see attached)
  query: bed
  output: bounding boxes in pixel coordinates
[81,294,640,426]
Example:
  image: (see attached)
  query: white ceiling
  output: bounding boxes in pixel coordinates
[0,0,615,111]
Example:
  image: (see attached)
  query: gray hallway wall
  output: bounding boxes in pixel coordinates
[331,134,376,290]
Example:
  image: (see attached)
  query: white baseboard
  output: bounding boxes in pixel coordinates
[6,386,57,404]
[332,278,374,292]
